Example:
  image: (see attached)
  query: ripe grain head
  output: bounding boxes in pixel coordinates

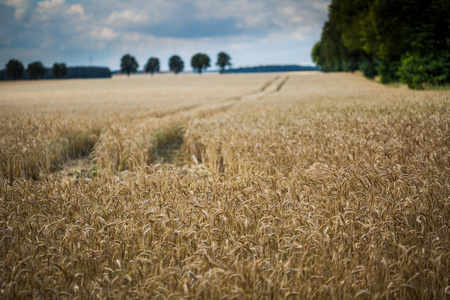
[1,73,449,299]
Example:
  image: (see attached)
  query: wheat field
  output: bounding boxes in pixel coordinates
[1,72,449,299]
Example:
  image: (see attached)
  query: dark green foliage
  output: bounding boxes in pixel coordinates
[216,52,231,72]
[6,59,24,80]
[399,53,450,89]
[328,0,372,52]
[315,0,372,72]
[366,0,450,58]
[169,55,184,74]
[313,0,450,87]
[145,57,160,75]
[359,59,377,79]
[52,63,68,79]
[1,66,111,80]
[27,61,45,80]
[425,53,450,86]
[316,21,346,72]
[398,55,429,90]
[375,59,401,84]
[191,53,210,74]
[222,65,319,74]
[67,67,111,79]
[315,21,363,72]
[311,42,321,67]
[120,54,139,76]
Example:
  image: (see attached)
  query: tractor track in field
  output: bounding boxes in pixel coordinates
[56,74,290,177]
[137,75,291,122]
[240,75,289,100]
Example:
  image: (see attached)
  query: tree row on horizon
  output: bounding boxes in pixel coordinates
[120,52,232,76]
[4,60,69,80]
[2,52,231,80]
[2,60,112,81]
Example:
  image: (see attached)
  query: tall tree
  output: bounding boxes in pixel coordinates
[145,57,160,75]
[311,42,322,67]
[169,55,184,74]
[52,63,68,79]
[120,54,139,76]
[362,0,450,58]
[316,20,359,72]
[27,61,45,80]
[6,59,24,80]
[216,52,231,72]
[312,0,450,86]
[191,53,210,74]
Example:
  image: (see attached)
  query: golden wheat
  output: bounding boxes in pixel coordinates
[0,72,449,299]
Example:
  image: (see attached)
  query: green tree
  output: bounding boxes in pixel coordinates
[313,0,450,86]
[358,58,377,79]
[120,54,139,76]
[375,59,400,84]
[216,52,231,72]
[6,59,24,80]
[311,41,322,67]
[52,63,68,79]
[328,0,372,53]
[145,57,160,75]
[191,53,210,74]
[364,0,450,83]
[169,55,184,74]
[316,21,359,72]
[27,61,45,80]
[399,53,450,89]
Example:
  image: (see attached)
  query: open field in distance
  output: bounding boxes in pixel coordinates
[1,72,449,299]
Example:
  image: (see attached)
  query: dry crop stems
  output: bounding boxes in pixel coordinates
[0,114,101,181]
[0,73,449,299]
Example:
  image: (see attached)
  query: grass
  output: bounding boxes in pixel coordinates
[148,123,186,164]
[425,84,450,91]
[0,72,449,299]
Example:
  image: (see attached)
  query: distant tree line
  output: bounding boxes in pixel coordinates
[120,52,233,76]
[1,59,111,81]
[222,65,319,74]
[2,51,233,79]
[312,0,450,89]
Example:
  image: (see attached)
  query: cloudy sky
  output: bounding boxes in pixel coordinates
[1,0,330,71]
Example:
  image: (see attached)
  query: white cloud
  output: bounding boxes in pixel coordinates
[194,0,265,20]
[105,10,149,26]
[91,27,119,41]
[37,0,65,10]
[35,0,67,20]
[67,4,84,16]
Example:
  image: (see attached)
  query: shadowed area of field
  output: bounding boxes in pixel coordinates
[0,72,449,299]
